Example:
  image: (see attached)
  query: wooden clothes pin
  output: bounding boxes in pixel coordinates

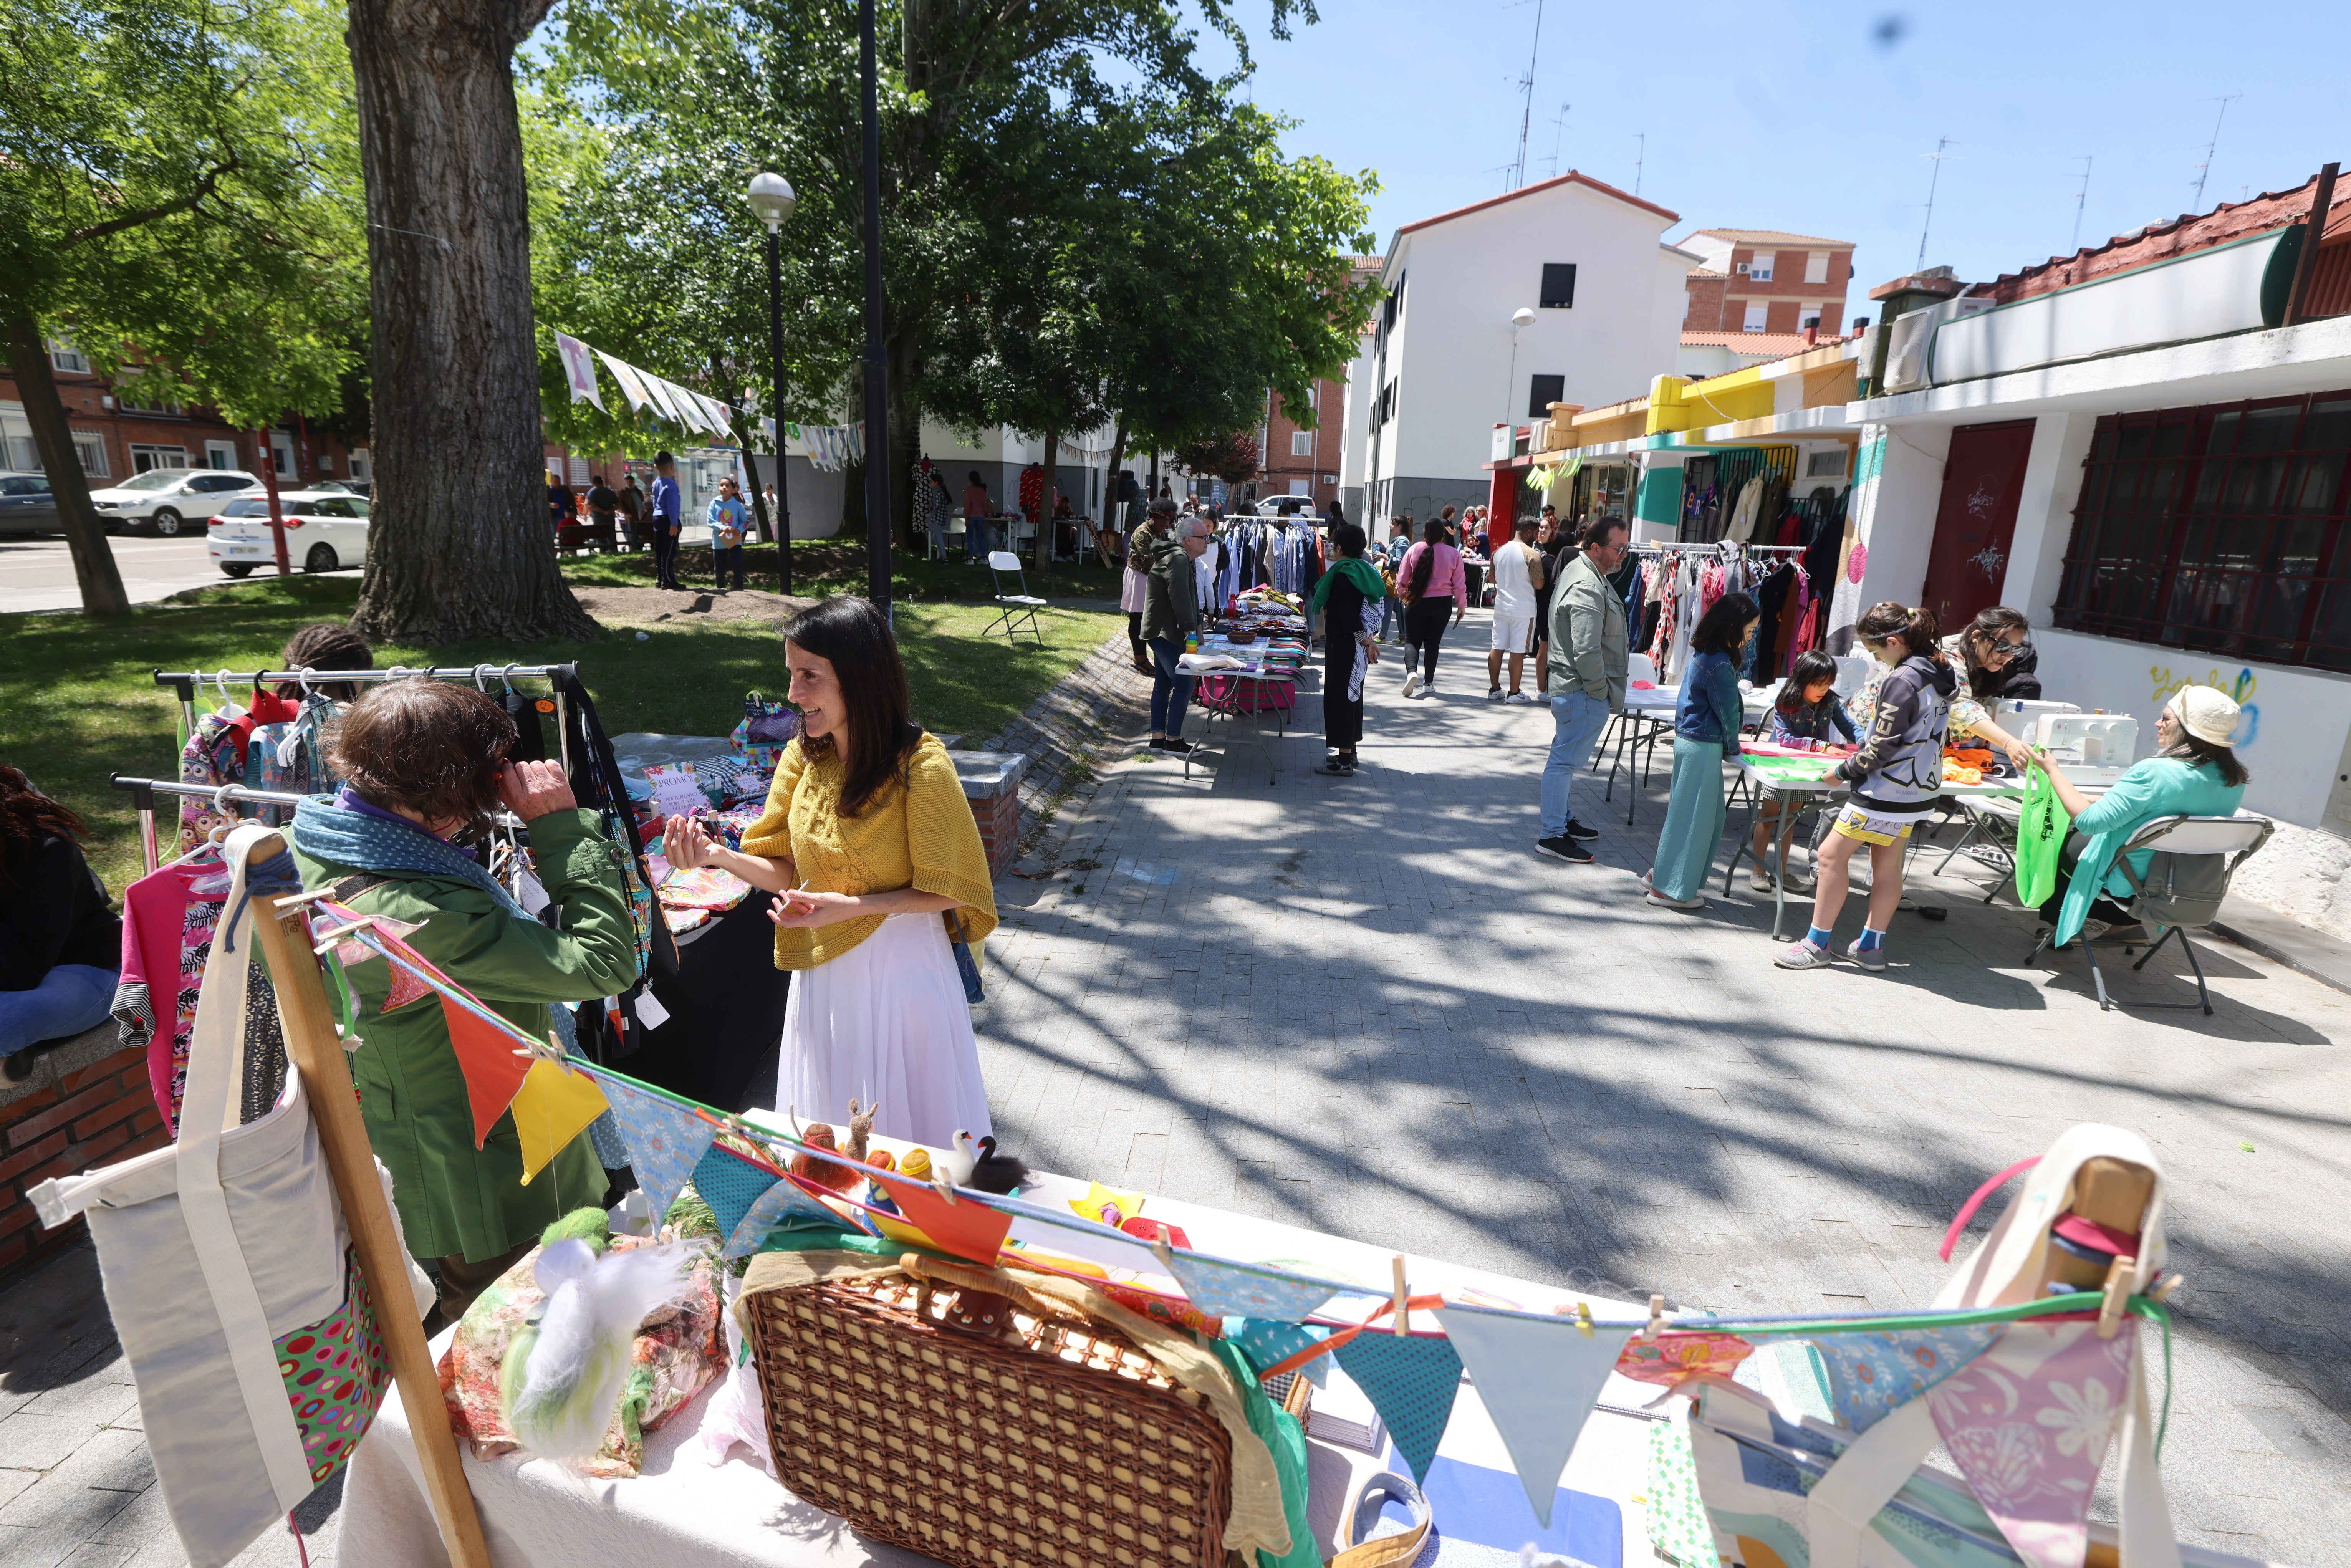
[248,832,491,1568]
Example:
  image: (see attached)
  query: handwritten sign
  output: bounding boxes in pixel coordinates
[646,765,709,820]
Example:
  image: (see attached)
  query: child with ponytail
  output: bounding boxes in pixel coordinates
[1775,603,1955,972]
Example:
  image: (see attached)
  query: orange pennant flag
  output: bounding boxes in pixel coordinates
[510,1058,611,1184]
[438,997,532,1147]
[864,1169,1015,1267]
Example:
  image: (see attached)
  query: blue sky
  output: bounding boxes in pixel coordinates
[1199,0,2351,303]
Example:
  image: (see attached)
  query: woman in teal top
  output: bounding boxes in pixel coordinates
[2030,684,2249,947]
[707,474,752,590]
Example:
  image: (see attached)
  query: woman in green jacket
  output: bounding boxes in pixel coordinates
[290,679,640,1320]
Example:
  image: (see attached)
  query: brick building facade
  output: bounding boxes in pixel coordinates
[1676,228,1854,337]
[0,345,363,488]
[1257,377,1345,509]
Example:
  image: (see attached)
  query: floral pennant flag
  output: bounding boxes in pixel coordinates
[1808,1322,2000,1434]
[723,1177,841,1258]
[692,1142,785,1240]
[1227,1318,1331,1389]
[1615,1330,1753,1388]
[510,1058,609,1184]
[553,331,604,411]
[1333,1330,1464,1485]
[1434,1303,1635,1527]
[591,1074,716,1221]
[596,349,656,416]
[1163,1252,1341,1324]
[1926,1319,2138,1568]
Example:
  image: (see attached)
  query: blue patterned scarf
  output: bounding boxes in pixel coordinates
[290,793,529,920]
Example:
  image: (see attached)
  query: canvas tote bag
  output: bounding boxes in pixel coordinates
[33,826,432,1568]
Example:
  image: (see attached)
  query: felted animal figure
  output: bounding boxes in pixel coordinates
[844,1098,878,1165]
[966,1135,1028,1196]
[788,1122,860,1193]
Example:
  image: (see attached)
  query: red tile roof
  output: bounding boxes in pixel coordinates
[1970,173,2350,305]
[1394,170,1679,238]
[1680,331,1824,357]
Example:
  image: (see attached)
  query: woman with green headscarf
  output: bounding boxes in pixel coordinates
[1310,520,1389,777]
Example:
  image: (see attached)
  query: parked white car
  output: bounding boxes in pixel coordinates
[207,490,371,576]
[86,468,261,536]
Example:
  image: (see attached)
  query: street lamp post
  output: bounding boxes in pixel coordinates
[1503,305,1536,428]
[748,171,797,596]
[858,0,892,616]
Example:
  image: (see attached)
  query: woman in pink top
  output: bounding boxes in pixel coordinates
[1396,517,1468,697]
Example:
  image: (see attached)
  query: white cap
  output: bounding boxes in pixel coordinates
[2167,685,2241,746]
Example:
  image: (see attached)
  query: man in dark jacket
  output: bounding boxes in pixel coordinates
[1140,508,1206,753]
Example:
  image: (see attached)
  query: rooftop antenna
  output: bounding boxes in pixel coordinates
[1916,136,1957,271]
[1634,132,1646,197]
[1509,0,1547,189]
[1542,101,1571,179]
[2070,155,2093,253]
[2189,94,2240,211]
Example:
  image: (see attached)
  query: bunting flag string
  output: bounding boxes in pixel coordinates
[512,1057,611,1184]
[553,331,604,411]
[1332,1330,1463,1486]
[1161,1252,1339,1325]
[596,348,657,416]
[595,1073,718,1221]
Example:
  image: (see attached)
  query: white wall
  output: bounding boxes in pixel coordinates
[1997,412,2096,622]
[1828,422,1950,646]
[1336,333,1374,511]
[1382,181,1684,487]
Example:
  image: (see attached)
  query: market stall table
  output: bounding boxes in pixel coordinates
[341,1152,1665,1568]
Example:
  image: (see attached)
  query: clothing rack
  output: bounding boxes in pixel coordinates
[111,774,532,876]
[1629,541,1805,556]
[153,662,580,776]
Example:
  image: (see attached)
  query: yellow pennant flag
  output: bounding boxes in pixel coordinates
[511,1058,611,1184]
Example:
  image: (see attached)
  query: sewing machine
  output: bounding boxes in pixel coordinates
[2032,712,2139,786]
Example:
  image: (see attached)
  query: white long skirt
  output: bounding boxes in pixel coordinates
[774,912,992,1150]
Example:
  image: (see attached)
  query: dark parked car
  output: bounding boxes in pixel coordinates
[0,472,60,537]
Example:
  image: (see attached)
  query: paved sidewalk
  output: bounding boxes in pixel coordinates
[5,613,2348,1565]
[978,614,2351,1566]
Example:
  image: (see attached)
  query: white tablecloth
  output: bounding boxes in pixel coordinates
[344,1157,1664,1568]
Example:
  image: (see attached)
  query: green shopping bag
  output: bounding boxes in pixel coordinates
[2012,764,2072,907]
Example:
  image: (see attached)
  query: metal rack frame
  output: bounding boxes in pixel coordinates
[111,774,530,876]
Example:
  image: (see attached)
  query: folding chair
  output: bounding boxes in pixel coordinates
[2026,813,2274,1015]
[983,550,1048,645]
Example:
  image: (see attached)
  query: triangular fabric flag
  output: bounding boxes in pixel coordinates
[1434,1303,1635,1527]
[692,1142,784,1240]
[597,349,656,416]
[1615,1330,1753,1387]
[638,375,686,427]
[1925,1320,2137,1568]
[669,381,717,435]
[1227,1318,1330,1389]
[1805,1322,2000,1434]
[510,1058,610,1184]
[381,959,434,1013]
[723,1177,841,1258]
[553,331,604,411]
[695,392,736,435]
[1164,1251,1340,1324]
[1333,1330,1463,1485]
[437,997,531,1148]
[593,1074,717,1221]
[865,1169,1014,1267]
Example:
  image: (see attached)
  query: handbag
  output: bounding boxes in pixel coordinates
[2012,765,2072,907]
[31,827,434,1568]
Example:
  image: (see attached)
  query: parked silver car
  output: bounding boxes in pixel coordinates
[0,471,60,537]
[86,468,261,536]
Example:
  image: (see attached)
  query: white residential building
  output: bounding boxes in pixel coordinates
[1352,171,1698,524]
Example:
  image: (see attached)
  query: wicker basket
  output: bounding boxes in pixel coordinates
[743,1264,1235,1568]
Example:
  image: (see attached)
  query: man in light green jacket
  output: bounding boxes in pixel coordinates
[1537,515,1630,864]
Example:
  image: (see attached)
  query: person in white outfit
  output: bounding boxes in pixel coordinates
[1485,514,1547,703]
[660,596,997,1148]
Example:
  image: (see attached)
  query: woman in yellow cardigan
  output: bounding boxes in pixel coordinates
[661,596,999,1146]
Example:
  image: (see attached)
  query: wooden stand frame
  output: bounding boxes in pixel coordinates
[248,831,491,1568]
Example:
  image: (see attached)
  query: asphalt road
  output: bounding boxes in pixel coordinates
[0,533,359,615]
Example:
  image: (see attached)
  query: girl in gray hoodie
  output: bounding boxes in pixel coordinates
[1776,603,1957,973]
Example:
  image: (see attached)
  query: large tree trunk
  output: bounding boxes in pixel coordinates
[345,0,595,643]
[2,313,129,616]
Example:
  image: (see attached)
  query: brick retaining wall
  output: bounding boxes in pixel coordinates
[0,1027,167,1280]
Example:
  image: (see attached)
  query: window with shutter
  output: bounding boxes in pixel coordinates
[1538,264,1576,309]
[1528,374,1565,419]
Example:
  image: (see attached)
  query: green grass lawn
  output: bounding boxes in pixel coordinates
[0,566,1119,899]
[563,537,1130,605]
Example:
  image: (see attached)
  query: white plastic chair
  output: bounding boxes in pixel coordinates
[1833,654,1871,697]
[984,550,1048,645]
[1628,652,1660,686]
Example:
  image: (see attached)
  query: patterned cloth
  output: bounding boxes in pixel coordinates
[1809,1323,2000,1433]
[291,794,531,919]
[1615,1331,1753,1388]
[1333,1331,1463,1486]
[1164,1251,1340,1323]
[1646,1409,1720,1568]
[437,1237,725,1479]
[275,1248,392,1484]
[1227,1318,1331,1388]
[597,1075,718,1219]
[1925,1320,2139,1568]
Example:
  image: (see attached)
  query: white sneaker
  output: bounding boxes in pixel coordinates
[1402,673,1422,699]
[1487,687,1505,702]
[1747,865,1775,892]
[1505,691,1533,704]
[1645,889,1706,911]
[1775,939,1832,970]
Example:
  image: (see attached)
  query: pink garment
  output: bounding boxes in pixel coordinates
[1397,542,1467,608]
[118,856,231,1132]
[1926,1319,2138,1568]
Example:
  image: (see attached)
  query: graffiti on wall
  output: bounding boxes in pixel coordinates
[2148,664,2260,748]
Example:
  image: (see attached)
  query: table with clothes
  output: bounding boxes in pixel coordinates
[338,1144,1663,1568]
